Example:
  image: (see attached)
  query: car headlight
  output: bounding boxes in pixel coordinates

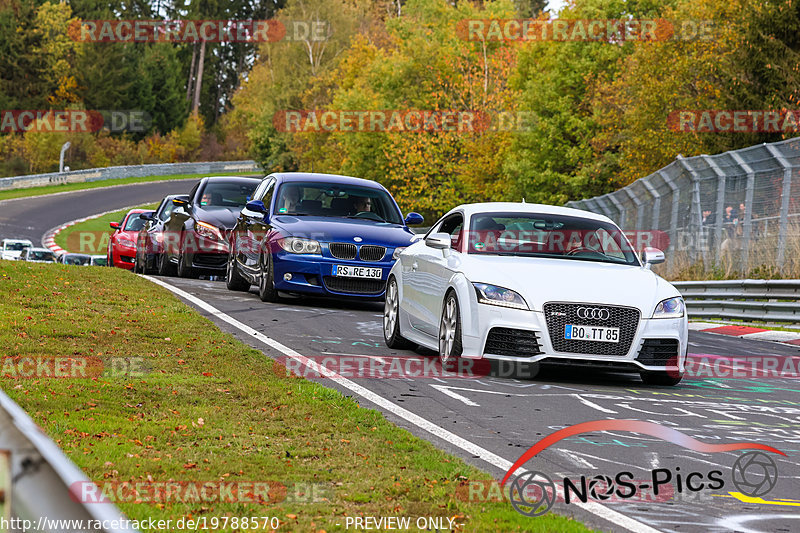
[473,283,529,310]
[653,296,685,319]
[392,247,407,260]
[195,221,223,240]
[118,237,136,248]
[278,237,321,255]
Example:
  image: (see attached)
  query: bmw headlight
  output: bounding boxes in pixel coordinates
[653,296,685,319]
[473,283,529,310]
[392,247,407,260]
[278,237,321,255]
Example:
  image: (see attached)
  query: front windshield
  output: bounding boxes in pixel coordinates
[64,255,91,265]
[467,212,640,266]
[198,182,258,208]
[5,242,31,251]
[124,214,148,231]
[274,182,402,224]
[30,251,54,261]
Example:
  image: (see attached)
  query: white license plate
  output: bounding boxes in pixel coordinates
[333,265,382,279]
[565,324,620,343]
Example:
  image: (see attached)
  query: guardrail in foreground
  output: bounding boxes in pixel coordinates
[674,279,800,323]
[0,160,260,192]
[0,389,138,532]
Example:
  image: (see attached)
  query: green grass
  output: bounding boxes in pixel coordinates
[0,261,593,532]
[0,172,259,203]
[55,205,158,254]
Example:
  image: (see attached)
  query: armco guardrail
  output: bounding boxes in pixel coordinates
[674,279,800,323]
[0,160,260,192]
[0,389,138,532]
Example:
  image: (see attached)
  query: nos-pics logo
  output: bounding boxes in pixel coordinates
[501,419,783,517]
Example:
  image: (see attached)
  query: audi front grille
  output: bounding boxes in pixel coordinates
[543,302,640,357]
[329,242,357,260]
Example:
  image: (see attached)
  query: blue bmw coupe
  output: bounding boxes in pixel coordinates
[225,173,424,301]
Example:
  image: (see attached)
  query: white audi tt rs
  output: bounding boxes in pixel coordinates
[383,203,688,385]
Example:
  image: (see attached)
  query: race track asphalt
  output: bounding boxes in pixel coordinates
[5,181,800,533]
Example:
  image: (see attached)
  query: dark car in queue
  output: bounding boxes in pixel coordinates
[225,172,424,302]
[58,253,92,266]
[133,194,180,275]
[107,208,152,270]
[161,176,261,278]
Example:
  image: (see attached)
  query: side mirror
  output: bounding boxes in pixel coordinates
[425,232,451,250]
[172,196,190,208]
[642,247,665,269]
[139,212,154,221]
[404,212,424,226]
[245,200,267,214]
[109,222,120,230]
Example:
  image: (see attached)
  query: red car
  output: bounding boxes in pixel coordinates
[107,209,152,270]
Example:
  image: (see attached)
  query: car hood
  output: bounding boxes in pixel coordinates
[271,216,417,247]
[459,255,679,313]
[2,251,23,259]
[195,207,242,230]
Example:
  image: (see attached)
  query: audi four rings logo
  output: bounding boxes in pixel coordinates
[576,307,610,320]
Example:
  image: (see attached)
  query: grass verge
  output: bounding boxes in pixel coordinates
[0,261,593,532]
[54,205,158,255]
[0,172,259,203]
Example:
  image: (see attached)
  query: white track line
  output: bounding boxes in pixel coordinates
[143,275,662,533]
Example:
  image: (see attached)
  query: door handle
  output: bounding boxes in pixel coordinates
[411,262,418,271]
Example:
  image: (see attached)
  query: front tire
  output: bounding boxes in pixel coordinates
[176,233,195,278]
[438,291,463,366]
[258,252,280,302]
[226,247,250,291]
[157,252,175,276]
[640,370,683,386]
[383,277,415,349]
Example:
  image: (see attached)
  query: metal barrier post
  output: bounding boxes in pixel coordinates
[659,170,681,274]
[765,144,793,270]
[729,152,755,274]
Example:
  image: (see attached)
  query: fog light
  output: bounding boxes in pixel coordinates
[284,273,292,281]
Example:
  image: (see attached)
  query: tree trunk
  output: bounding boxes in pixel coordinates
[186,43,197,102]
[192,40,206,114]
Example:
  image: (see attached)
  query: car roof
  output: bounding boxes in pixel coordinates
[201,176,261,184]
[2,238,33,244]
[272,172,387,191]
[452,202,614,224]
[27,247,51,252]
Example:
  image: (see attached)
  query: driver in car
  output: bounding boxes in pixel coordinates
[353,196,372,213]
[279,186,302,213]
